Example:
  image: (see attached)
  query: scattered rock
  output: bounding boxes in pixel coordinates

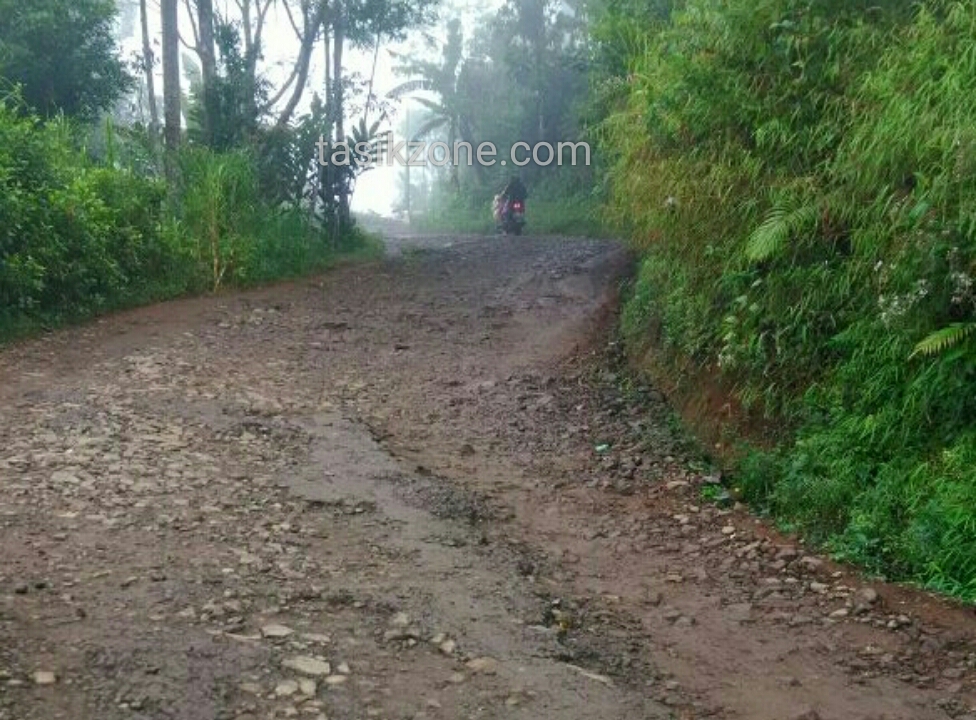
[32,671,56,686]
[275,680,300,697]
[727,603,754,623]
[776,547,799,561]
[50,470,80,485]
[261,623,294,638]
[567,664,613,686]
[465,657,499,675]
[298,679,317,696]
[439,639,457,655]
[799,556,824,571]
[282,657,331,677]
[858,588,879,605]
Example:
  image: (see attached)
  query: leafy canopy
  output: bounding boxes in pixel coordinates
[0,0,131,120]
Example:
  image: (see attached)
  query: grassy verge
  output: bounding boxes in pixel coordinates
[0,229,382,345]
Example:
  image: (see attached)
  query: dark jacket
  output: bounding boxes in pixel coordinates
[501,178,527,202]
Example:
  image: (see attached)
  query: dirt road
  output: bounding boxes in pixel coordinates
[1,234,974,720]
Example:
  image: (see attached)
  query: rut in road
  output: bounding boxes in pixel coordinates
[0,235,974,720]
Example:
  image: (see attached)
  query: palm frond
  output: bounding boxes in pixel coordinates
[411,115,448,141]
[409,96,447,115]
[386,79,434,99]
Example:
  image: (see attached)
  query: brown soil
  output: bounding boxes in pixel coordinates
[0,233,974,720]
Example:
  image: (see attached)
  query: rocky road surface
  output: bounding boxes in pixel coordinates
[1,234,975,720]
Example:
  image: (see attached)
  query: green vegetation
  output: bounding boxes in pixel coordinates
[0,102,377,340]
[390,0,605,235]
[0,0,131,120]
[596,0,976,599]
[0,0,430,340]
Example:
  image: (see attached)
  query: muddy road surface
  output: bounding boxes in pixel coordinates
[1,234,975,720]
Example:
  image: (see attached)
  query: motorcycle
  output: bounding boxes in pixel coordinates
[493,194,525,235]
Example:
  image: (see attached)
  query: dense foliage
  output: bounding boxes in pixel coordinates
[0,102,367,338]
[0,0,131,120]
[0,0,392,339]
[597,0,976,598]
[0,106,169,328]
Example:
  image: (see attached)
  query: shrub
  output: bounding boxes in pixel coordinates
[0,102,367,340]
[0,104,170,332]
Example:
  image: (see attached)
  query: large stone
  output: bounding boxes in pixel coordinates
[261,624,294,639]
[282,656,331,677]
[465,657,499,675]
[275,680,299,697]
[32,671,56,686]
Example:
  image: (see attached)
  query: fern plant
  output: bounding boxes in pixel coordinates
[745,199,821,262]
[911,323,976,359]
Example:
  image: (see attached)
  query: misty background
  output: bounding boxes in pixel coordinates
[111,0,586,219]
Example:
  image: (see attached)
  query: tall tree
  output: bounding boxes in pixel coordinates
[389,19,479,191]
[324,0,439,223]
[139,0,160,136]
[273,0,328,130]
[0,0,131,119]
[197,0,217,142]
[161,0,181,164]
[332,1,348,226]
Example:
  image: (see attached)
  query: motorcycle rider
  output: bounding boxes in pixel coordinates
[499,176,527,215]
[493,175,528,231]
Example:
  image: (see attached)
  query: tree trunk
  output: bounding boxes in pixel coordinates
[332,3,349,228]
[139,0,160,140]
[198,0,217,145]
[363,33,381,126]
[161,0,181,174]
[274,1,327,130]
[324,21,332,142]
